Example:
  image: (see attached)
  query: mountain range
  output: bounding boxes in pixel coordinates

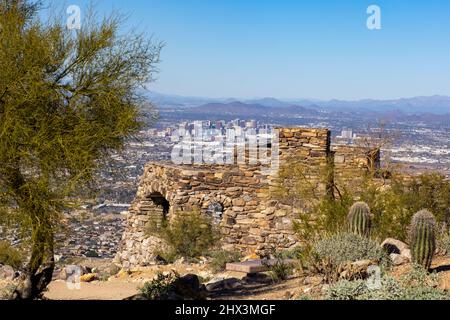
[147,92,450,115]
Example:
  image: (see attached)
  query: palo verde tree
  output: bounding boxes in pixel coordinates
[0,0,162,299]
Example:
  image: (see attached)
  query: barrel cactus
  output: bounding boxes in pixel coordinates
[347,202,371,237]
[410,209,436,270]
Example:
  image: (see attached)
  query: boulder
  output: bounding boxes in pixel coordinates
[381,238,409,255]
[169,274,207,300]
[390,253,409,266]
[381,238,411,264]
[0,265,15,281]
[80,273,99,283]
[206,278,242,291]
[124,293,148,300]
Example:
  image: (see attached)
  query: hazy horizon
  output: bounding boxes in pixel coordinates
[148,90,450,102]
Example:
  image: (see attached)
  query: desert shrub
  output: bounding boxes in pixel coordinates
[312,233,390,269]
[327,277,403,300]
[293,195,353,247]
[266,258,294,283]
[361,173,450,241]
[0,283,17,300]
[139,271,179,300]
[148,210,218,259]
[279,246,304,260]
[274,157,450,244]
[435,223,450,256]
[153,249,178,264]
[0,241,23,269]
[84,250,99,258]
[327,266,450,300]
[273,160,352,244]
[446,236,450,255]
[208,250,241,273]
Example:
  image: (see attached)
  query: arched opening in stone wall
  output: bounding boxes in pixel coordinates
[206,202,224,225]
[140,192,171,231]
[148,192,170,219]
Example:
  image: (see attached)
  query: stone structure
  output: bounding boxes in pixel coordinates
[117,128,380,267]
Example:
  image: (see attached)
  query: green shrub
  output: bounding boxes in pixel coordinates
[445,236,450,255]
[363,173,450,242]
[148,210,218,259]
[279,246,304,260]
[0,283,17,300]
[327,266,450,300]
[266,258,294,283]
[208,250,241,273]
[139,271,179,300]
[0,241,23,269]
[153,249,178,264]
[327,277,403,300]
[84,250,99,258]
[312,233,390,269]
[274,157,450,244]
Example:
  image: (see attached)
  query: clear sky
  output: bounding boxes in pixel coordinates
[46,0,450,100]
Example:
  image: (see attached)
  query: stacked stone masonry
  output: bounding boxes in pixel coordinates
[117,128,380,267]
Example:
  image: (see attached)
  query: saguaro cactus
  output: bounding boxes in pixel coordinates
[347,202,371,237]
[410,209,436,270]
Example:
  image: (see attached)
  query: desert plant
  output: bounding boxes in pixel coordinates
[148,210,219,259]
[208,250,241,273]
[312,233,390,269]
[279,246,304,260]
[0,241,23,269]
[0,0,162,299]
[139,271,179,300]
[326,266,450,300]
[267,259,294,283]
[310,233,390,282]
[410,210,436,270]
[0,283,17,300]
[347,202,371,237]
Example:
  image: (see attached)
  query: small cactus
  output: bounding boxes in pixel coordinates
[347,202,371,237]
[410,209,436,270]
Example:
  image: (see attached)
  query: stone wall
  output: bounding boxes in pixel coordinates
[332,145,381,190]
[116,128,379,268]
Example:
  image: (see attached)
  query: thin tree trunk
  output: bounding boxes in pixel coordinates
[6,168,56,300]
[13,223,55,300]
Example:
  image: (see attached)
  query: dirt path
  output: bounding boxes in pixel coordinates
[43,256,450,300]
[45,280,139,300]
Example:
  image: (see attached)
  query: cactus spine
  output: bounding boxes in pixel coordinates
[347,202,371,237]
[410,210,436,270]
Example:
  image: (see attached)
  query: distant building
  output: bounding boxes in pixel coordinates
[339,128,353,139]
[246,120,257,129]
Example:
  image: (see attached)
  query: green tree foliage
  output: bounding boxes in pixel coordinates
[273,159,450,244]
[148,210,219,260]
[360,173,450,241]
[0,241,23,269]
[0,0,162,299]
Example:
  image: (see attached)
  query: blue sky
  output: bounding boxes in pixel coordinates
[46,0,450,100]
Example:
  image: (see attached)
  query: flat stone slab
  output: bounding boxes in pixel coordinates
[226,259,296,274]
